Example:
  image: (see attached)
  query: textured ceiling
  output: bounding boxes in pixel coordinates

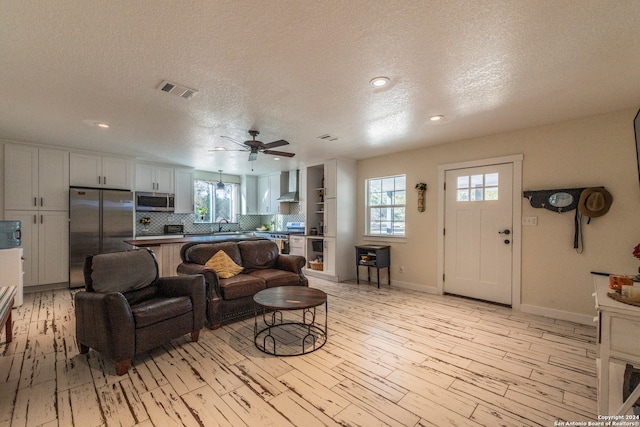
[1,0,639,176]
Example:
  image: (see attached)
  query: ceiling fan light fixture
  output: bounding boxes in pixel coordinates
[370,76,390,88]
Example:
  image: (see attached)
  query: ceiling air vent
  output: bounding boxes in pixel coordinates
[317,134,338,141]
[157,80,198,100]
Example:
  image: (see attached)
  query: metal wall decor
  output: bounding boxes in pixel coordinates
[523,188,586,213]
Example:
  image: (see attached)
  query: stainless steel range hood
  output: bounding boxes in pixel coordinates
[278,170,299,202]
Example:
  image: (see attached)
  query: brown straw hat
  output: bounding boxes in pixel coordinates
[578,187,612,217]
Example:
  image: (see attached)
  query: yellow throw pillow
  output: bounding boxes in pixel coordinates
[205,250,243,279]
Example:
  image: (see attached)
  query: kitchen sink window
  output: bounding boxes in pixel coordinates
[366,174,406,237]
[194,179,239,223]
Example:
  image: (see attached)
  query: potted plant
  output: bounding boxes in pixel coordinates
[197,207,207,220]
[139,216,151,232]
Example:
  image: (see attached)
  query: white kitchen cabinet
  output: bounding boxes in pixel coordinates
[256,173,286,214]
[70,152,133,190]
[38,211,69,285]
[174,168,194,214]
[323,238,336,275]
[303,157,356,282]
[324,158,337,199]
[299,168,307,207]
[241,175,258,214]
[135,163,174,193]
[323,198,337,237]
[5,145,69,211]
[269,173,282,214]
[6,210,68,286]
[257,175,270,214]
[102,156,133,190]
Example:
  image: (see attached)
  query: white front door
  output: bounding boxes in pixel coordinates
[444,163,513,305]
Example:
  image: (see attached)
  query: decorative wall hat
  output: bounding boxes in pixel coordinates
[578,187,613,218]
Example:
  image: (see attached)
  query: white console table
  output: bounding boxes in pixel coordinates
[593,274,640,415]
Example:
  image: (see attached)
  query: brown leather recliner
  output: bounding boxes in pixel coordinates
[75,248,206,375]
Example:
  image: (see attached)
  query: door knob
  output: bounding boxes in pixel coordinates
[504,239,511,244]
[499,229,511,235]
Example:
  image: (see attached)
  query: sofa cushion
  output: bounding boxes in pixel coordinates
[247,269,302,288]
[130,296,192,329]
[184,242,243,266]
[205,250,244,278]
[238,240,278,270]
[123,285,158,305]
[219,274,266,300]
[87,249,158,293]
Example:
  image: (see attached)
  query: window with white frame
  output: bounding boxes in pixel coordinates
[456,173,499,202]
[194,179,239,223]
[366,174,406,236]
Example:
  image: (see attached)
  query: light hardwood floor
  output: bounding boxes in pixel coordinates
[1,277,600,427]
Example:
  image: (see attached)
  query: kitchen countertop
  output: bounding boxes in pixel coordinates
[125,233,265,247]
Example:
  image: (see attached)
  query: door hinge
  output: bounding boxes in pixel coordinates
[443,273,445,282]
[444,182,446,190]
[443,228,446,235]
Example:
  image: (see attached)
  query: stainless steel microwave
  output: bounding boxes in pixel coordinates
[135,192,175,212]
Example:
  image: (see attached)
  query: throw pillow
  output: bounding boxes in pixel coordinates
[205,250,244,278]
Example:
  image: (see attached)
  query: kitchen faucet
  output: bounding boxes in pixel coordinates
[218,218,229,232]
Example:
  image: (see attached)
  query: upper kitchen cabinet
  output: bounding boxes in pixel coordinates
[241,175,258,214]
[70,152,133,190]
[324,158,337,199]
[136,163,174,193]
[174,168,194,214]
[257,172,288,214]
[5,144,69,211]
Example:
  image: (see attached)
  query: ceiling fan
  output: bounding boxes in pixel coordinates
[216,130,295,161]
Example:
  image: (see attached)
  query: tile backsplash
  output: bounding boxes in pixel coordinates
[135,212,305,236]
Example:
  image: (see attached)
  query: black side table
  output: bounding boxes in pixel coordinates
[355,245,390,288]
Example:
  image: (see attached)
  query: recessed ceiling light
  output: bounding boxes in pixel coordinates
[213,147,226,151]
[273,157,281,161]
[83,119,109,128]
[430,115,445,121]
[369,76,390,88]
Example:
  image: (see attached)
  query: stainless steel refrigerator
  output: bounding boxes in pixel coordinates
[69,187,134,288]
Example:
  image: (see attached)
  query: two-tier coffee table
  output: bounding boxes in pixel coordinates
[253,286,327,356]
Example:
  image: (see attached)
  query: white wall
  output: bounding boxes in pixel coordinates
[357,108,640,317]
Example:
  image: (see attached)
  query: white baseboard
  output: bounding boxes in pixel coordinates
[392,281,594,325]
[338,276,594,326]
[391,280,440,294]
[519,303,594,326]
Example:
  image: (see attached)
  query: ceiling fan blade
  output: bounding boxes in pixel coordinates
[248,151,258,161]
[220,135,249,150]
[263,139,289,149]
[263,150,295,157]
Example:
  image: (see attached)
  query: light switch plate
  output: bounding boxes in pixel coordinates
[522,216,538,226]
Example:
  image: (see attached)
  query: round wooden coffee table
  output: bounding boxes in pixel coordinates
[253,286,327,356]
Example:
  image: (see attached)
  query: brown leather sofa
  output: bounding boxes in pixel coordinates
[75,248,206,375]
[177,239,308,329]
